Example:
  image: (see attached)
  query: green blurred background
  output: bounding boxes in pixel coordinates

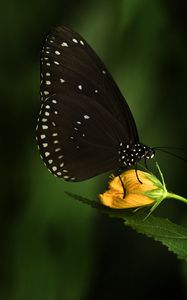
[2,0,187,299]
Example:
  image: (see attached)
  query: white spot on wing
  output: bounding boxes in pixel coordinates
[61,42,68,47]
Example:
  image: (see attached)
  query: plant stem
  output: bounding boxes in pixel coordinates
[167,192,187,205]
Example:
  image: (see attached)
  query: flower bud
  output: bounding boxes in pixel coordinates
[99,170,166,209]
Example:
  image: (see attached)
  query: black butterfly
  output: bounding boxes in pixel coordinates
[36,26,155,182]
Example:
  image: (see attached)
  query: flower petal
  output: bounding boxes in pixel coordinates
[100,170,160,209]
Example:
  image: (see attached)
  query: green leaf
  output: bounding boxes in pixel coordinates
[124,212,187,261]
[65,191,106,210]
[66,192,187,261]
[65,191,133,217]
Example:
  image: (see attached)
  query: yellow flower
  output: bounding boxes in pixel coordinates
[99,169,166,209]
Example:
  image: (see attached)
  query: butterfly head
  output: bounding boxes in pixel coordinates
[119,142,155,167]
[143,146,155,160]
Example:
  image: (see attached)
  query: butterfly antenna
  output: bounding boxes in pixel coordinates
[154,148,187,163]
[154,146,187,151]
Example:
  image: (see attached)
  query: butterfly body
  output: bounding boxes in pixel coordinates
[118,143,155,168]
[36,26,154,181]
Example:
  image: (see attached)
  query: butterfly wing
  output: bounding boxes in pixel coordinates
[40,26,139,141]
[37,93,128,181]
[37,26,139,181]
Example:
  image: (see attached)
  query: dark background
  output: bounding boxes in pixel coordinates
[1,0,187,299]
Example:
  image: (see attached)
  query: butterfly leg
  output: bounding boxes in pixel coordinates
[144,157,149,171]
[118,175,126,198]
[135,162,142,184]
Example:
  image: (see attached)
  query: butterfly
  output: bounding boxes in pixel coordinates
[36,26,155,182]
